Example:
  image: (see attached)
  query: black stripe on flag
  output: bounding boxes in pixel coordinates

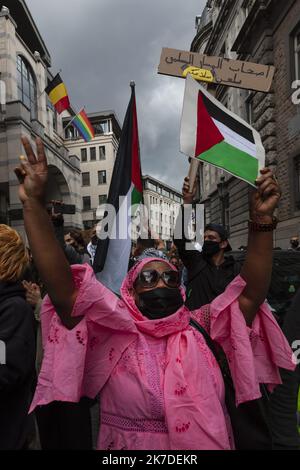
[45,73,63,95]
[93,88,135,274]
[200,91,255,144]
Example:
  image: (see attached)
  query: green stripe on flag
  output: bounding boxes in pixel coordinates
[197,141,259,185]
[132,186,142,206]
[131,186,142,217]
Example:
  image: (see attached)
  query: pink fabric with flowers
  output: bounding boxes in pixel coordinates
[30,259,295,450]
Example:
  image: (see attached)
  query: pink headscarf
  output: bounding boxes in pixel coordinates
[120,257,186,319]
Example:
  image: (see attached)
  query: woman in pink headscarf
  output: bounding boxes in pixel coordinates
[15,137,294,450]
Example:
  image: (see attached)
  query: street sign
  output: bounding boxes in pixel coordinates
[158,47,275,93]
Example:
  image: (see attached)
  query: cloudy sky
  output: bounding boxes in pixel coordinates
[26,0,206,192]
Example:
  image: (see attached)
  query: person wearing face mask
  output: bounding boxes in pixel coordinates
[14,137,295,450]
[289,237,300,251]
[174,178,241,310]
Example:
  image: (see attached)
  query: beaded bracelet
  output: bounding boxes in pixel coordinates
[248,217,278,232]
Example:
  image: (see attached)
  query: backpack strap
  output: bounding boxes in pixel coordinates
[189,317,233,384]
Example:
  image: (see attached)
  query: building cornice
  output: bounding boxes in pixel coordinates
[143,175,182,198]
[204,0,239,55]
[232,0,296,55]
[190,21,213,52]
[1,0,51,66]
[232,0,271,54]
[16,32,48,71]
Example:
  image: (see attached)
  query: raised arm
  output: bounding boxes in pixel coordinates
[173,177,204,271]
[15,137,80,329]
[239,168,281,326]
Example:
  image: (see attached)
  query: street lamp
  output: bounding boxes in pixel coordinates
[217,176,228,227]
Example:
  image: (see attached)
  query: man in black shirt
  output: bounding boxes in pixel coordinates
[174,177,240,310]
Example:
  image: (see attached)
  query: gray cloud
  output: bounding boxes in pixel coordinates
[26,0,206,191]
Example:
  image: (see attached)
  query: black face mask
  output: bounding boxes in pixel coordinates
[202,240,221,258]
[138,288,184,320]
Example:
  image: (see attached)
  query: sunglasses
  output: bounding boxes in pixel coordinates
[135,269,180,289]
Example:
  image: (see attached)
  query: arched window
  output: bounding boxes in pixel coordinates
[17,55,37,119]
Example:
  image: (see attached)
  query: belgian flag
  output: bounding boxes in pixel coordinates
[45,74,70,114]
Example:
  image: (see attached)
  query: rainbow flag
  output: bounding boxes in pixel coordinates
[72,109,95,142]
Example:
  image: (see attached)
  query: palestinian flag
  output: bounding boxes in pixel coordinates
[180,75,265,185]
[93,84,143,293]
[45,74,70,114]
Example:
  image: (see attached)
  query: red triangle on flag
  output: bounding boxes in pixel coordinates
[195,91,224,157]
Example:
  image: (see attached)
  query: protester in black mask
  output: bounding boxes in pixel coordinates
[289,237,300,251]
[133,262,184,319]
[174,179,241,310]
[201,224,232,260]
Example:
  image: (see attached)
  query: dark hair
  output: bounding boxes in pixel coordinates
[69,230,85,247]
[136,237,156,249]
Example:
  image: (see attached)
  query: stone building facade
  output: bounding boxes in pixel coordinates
[142,175,183,242]
[192,0,300,248]
[0,1,82,238]
[64,111,121,229]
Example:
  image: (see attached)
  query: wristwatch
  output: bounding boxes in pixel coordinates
[248,216,278,232]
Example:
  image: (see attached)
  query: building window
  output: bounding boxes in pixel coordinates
[99,146,106,160]
[83,196,91,211]
[52,110,58,132]
[94,120,110,135]
[295,156,300,209]
[47,100,58,131]
[64,123,78,139]
[293,25,300,81]
[99,195,107,205]
[81,148,87,162]
[90,147,96,161]
[82,172,90,186]
[98,170,107,185]
[84,220,95,230]
[146,181,157,192]
[17,55,37,119]
[65,126,78,139]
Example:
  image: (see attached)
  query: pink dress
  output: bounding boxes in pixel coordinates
[30,258,295,450]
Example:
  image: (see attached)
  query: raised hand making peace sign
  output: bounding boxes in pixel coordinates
[15,136,48,205]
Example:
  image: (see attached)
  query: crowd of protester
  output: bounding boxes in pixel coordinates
[0,136,299,450]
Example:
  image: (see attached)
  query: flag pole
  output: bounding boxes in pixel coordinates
[63,107,83,133]
[188,159,200,193]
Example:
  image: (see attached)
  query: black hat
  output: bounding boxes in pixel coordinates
[204,223,232,252]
